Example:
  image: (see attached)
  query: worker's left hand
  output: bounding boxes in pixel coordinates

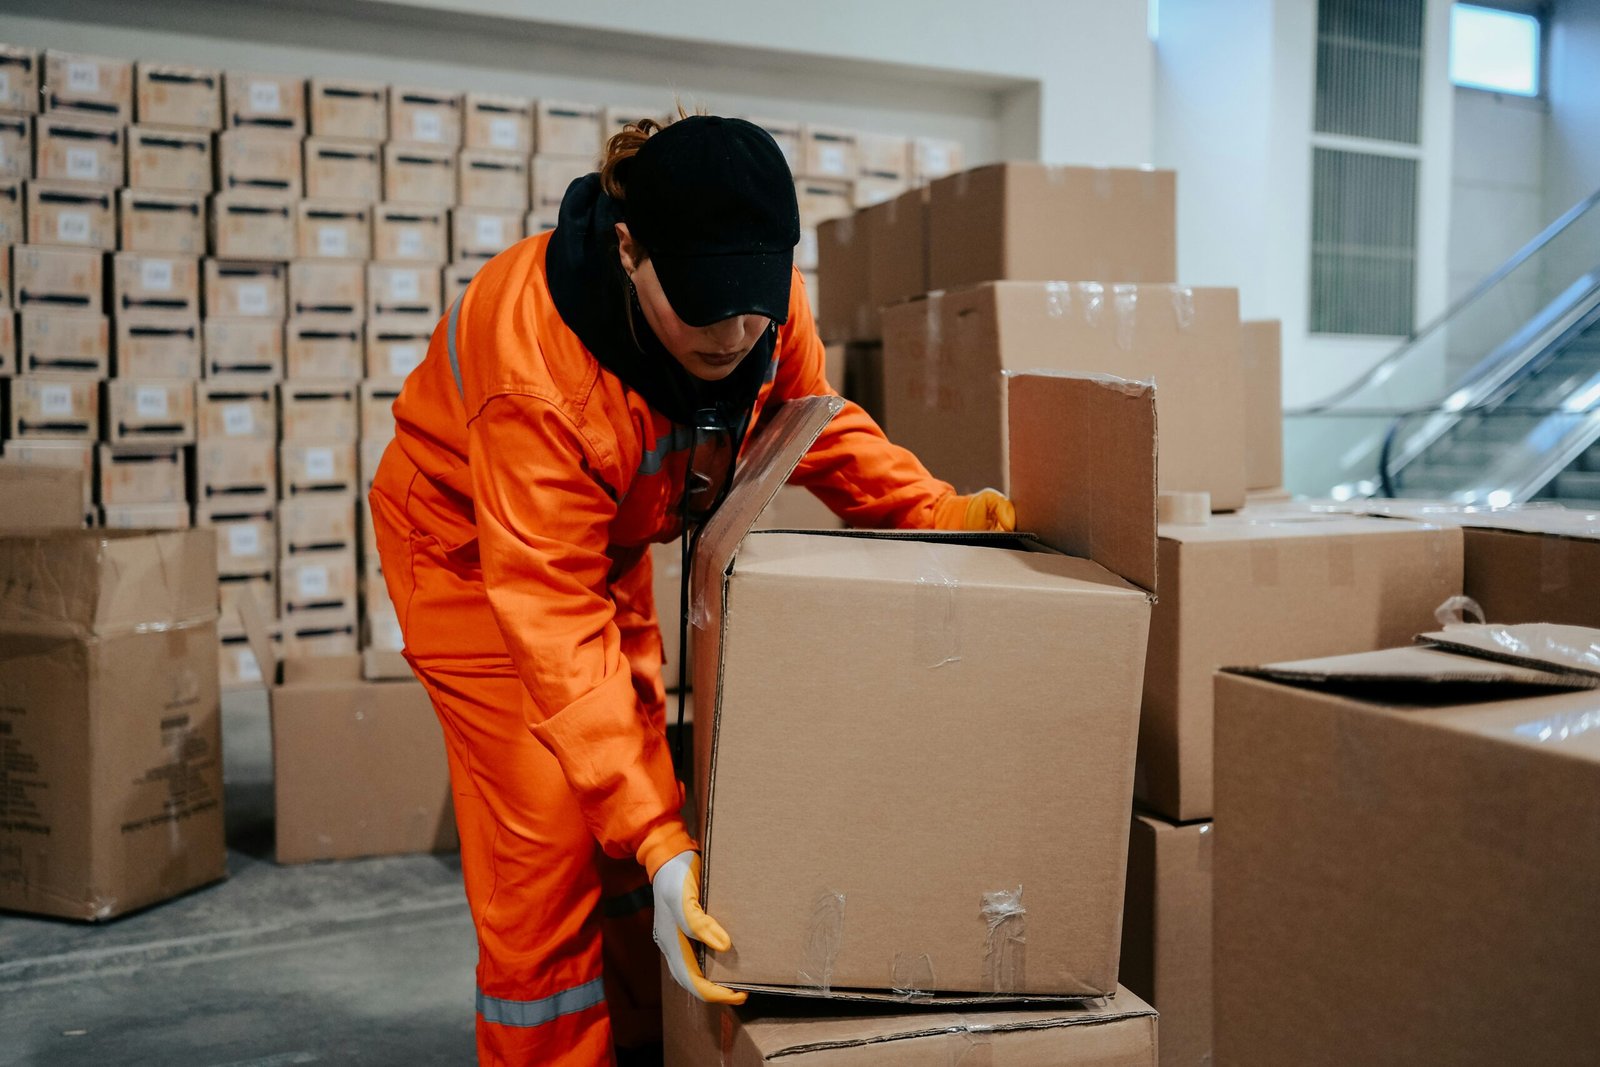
[933,488,1016,532]
[652,850,748,1005]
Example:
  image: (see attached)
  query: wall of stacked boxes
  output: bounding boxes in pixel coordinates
[0,41,965,696]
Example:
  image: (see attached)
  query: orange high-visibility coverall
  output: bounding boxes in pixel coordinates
[369,230,953,1065]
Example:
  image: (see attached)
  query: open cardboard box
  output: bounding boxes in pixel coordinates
[690,372,1158,1000]
[238,591,456,864]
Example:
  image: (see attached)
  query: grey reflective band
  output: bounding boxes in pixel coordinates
[764,352,779,383]
[476,978,606,1028]
[601,884,653,918]
[637,423,695,476]
[447,292,465,401]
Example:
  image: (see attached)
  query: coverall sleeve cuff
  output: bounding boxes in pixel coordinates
[639,822,698,881]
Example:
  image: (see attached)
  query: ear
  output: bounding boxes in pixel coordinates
[615,222,641,275]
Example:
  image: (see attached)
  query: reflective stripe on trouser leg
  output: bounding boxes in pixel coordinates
[447,292,465,401]
[476,977,607,1028]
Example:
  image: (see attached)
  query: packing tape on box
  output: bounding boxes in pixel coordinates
[1079,281,1104,328]
[913,544,962,669]
[890,951,936,1001]
[1169,284,1196,328]
[1434,595,1486,627]
[1158,491,1209,525]
[953,1024,995,1067]
[797,889,846,994]
[1113,284,1138,350]
[980,885,1026,994]
[1508,706,1600,746]
[1042,280,1069,319]
[921,291,944,411]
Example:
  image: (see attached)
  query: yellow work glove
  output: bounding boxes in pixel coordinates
[652,850,747,1005]
[932,488,1016,532]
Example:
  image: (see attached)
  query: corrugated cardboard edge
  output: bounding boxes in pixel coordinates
[1005,371,1158,594]
[762,1003,1158,1056]
[1418,624,1600,681]
[1222,644,1597,692]
[236,585,280,686]
[723,982,1117,1006]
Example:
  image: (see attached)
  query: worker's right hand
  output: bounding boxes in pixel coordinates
[652,850,748,1005]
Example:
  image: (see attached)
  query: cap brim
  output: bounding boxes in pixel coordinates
[651,249,793,329]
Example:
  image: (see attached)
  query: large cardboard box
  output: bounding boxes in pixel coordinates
[195,438,277,504]
[0,462,87,529]
[373,204,449,263]
[112,252,199,315]
[1121,814,1211,1067]
[198,380,277,441]
[103,378,197,447]
[451,206,523,262]
[279,608,359,657]
[25,180,115,250]
[1241,320,1283,491]
[294,199,370,260]
[0,179,23,245]
[17,308,109,375]
[203,319,284,379]
[281,440,358,497]
[795,177,853,228]
[1214,626,1600,1066]
[800,124,858,181]
[6,374,99,440]
[303,138,381,202]
[865,187,928,324]
[134,63,221,130]
[223,71,305,134]
[1454,507,1600,629]
[309,78,386,141]
[119,189,205,254]
[690,376,1156,997]
[534,100,602,158]
[14,244,103,312]
[219,621,276,690]
[365,319,430,381]
[359,379,402,439]
[815,212,868,343]
[100,502,190,530]
[382,143,456,207]
[43,50,133,123]
[459,149,530,211]
[664,983,1159,1066]
[389,86,462,147]
[33,114,124,186]
[2,439,96,516]
[209,192,294,261]
[204,258,286,318]
[927,164,1175,292]
[464,92,533,153]
[881,282,1246,507]
[0,313,13,376]
[97,445,187,506]
[529,154,592,215]
[0,113,27,182]
[285,316,363,380]
[0,44,41,115]
[216,128,302,196]
[280,496,357,557]
[911,136,964,182]
[288,259,364,318]
[852,176,905,209]
[197,499,276,576]
[856,132,910,181]
[114,313,202,378]
[280,380,358,441]
[367,263,441,320]
[124,127,211,195]
[280,548,358,617]
[1139,509,1463,822]
[0,528,224,920]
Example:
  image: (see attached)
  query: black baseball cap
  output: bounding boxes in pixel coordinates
[623,116,799,328]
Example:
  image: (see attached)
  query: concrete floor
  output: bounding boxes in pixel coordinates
[0,691,479,1066]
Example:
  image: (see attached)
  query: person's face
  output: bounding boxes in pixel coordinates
[616,222,770,382]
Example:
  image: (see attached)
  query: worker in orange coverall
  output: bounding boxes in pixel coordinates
[368,113,1014,1066]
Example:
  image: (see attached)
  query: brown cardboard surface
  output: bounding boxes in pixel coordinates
[113,312,201,378]
[852,176,906,209]
[388,86,461,147]
[1120,814,1212,1067]
[529,154,592,213]
[100,502,190,530]
[841,342,885,427]
[451,206,522,261]
[927,164,1175,291]
[865,188,928,327]
[198,381,277,442]
[288,259,364,317]
[219,622,276,690]
[279,548,358,617]
[309,78,387,141]
[367,265,441,320]
[692,388,1153,997]
[664,980,1157,1066]
[911,136,964,182]
[195,439,277,504]
[459,149,529,211]
[801,125,858,181]
[464,93,532,153]
[203,319,283,379]
[135,63,221,129]
[103,379,195,447]
[14,244,103,312]
[210,192,295,261]
[119,189,205,254]
[0,44,40,114]
[126,125,211,193]
[3,440,96,514]
[219,573,276,629]
[883,282,1245,508]
[97,445,186,506]
[33,114,123,186]
[280,440,358,497]
[856,132,909,180]
[373,204,449,263]
[223,72,305,134]
[295,199,371,260]
[534,101,602,158]
[43,51,133,122]
[285,317,364,381]
[382,143,456,207]
[1,179,23,245]
[25,181,115,249]
[1241,320,1282,491]
[1455,509,1600,629]
[216,129,302,196]
[0,114,25,183]
[795,178,853,228]
[1213,647,1600,1066]
[816,212,868,343]
[197,500,276,574]
[752,485,843,532]
[0,463,86,529]
[204,259,286,318]
[443,261,481,305]
[365,322,429,382]
[304,137,381,202]
[280,381,358,441]
[17,308,108,376]
[112,252,198,316]
[280,496,357,556]
[0,313,13,377]
[6,374,99,439]
[1140,510,1465,822]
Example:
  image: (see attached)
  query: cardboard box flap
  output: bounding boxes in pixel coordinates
[1006,371,1157,594]
[1225,645,1598,703]
[693,395,845,605]
[1420,623,1600,680]
[723,981,1126,1006]
[0,528,217,636]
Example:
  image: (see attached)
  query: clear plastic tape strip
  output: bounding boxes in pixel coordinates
[797,889,845,994]
[980,885,1026,995]
[890,951,936,1001]
[1169,285,1196,329]
[1112,284,1138,350]
[1434,595,1486,628]
[1042,280,1069,319]
[953,1023,995,1067]
[913,543,962,669]
[1511,707,1600,745]
[1078,281,1104,328]
[1482,623,1600,673]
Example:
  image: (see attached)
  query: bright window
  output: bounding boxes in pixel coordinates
[1450,4,1541,96]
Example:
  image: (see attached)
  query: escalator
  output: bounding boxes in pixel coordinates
[1286,186,1600,505]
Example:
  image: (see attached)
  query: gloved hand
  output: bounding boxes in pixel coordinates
[653,850,747,1005]
[933,488,1016,532]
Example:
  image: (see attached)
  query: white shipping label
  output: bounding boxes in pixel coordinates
[67,61,100,94]
[0,73,11,102]
[140,259,175,292]
[297,565,330,598]
[317,226,348,257]
[413,111,443,143]
[474,215,504,248]
[489,116,517,149]
[248,80,282,114]
[303,447,335,480]
[235,282,270,315]
[56,211,91,244]
[389,270,421,302]
[228,523,262,558]
[221,403,254,436]
[39,385,74,416]
[388,345,421,377]
[818,144,847,175]
[396,228,423,258]
[924,145,951,174]
[66,146,100,180]
[135,387,170,419]
[235,647,262,683]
